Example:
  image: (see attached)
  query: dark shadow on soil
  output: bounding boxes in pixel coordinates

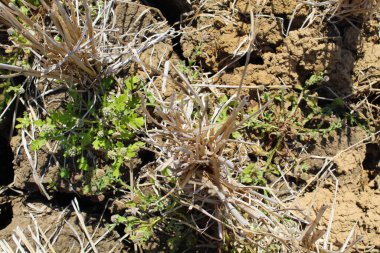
[0,136,14,186]
[319,17,369,102]
[363,143,380,172]
[0,59,27,186]
[141,0,191,24]
[138,148,156,166]
[141,0,192,64]
[25,191,112,224]
[0,202,13,230]
[238,53,264,66]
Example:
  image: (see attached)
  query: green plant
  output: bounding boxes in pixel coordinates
[246,78,349,143]
[17,76,145,193]
[113,214,160,245]
[239,163,267,186]
[177,44,203,82]
[238,73,367,190]
[177,60,200,83]
[304,72,326,88]
[110,186,204,251]
[0,80,17,116]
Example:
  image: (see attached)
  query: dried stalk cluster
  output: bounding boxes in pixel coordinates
[333,0,379,18]
[142,66,311,250]
[0,0,102,87]
[300,0,380,23]
[0,0,173,88]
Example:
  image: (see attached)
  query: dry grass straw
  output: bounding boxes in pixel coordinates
[330,0,380,18]
[0,0,173,88]
[0,198,117,253]
[0,0,101,86]
[133,1,368,251]
[138,60,363,251]
[296,0,380,30]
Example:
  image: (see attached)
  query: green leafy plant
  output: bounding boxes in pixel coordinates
[18,76,145,193]
[305,72,326,88]
[239,163,267,186]
[177,45,203,82]
[111,188,168,247]
[177,60,200,82]
[114,215,160,245]
[247,81,348,143]
[110,186,204,252]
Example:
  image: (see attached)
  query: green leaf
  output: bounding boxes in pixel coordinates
[126,142,144,159]
[33,119,45,127]
[332,98,344,109]
[146,92,156,104]
[274,95,282,102]
[81,132,93,147]
[15,113,30,129]
[113,166,120,178]
[232,131,242,139]
[129,116,144,129]
[31,138,47,151]
[125,76,140,91]
[27,0,40,6]
[92,139,101,150]
[305,72,325,87]
[162,167,172,177]
[5,85,22,94]
[101,76,115,91]
[114,94,128,111]
[92,137,107,150]
[59,168,70,179]
[115,215,128,224]
[112,157,124,178]
[78,156,89,171]
[242,177,253,184]
[20,6,29,16]
[83,185,91,195]
[53,35,62,42]
[294,83,303,91]
[116,141,124,148]
[50,110,76,128]
[242,164,255,174]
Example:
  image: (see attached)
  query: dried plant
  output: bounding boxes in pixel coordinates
[140,62,301,250]
[293,0,380,31]
[0,198,121,253]
[331,0,379,18]
[138,60,366,251]
[0,0,174,88]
